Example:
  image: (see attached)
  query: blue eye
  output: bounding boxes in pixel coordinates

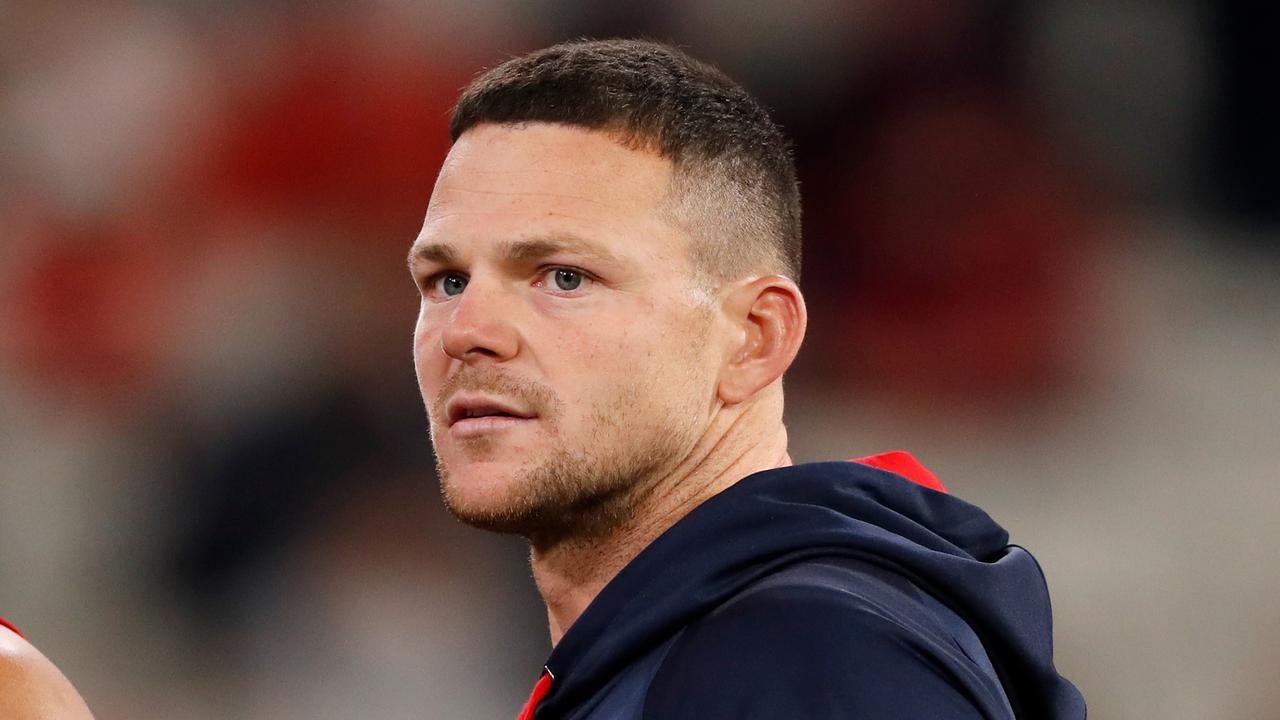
[552,268,584,291]
[433,273,467,297]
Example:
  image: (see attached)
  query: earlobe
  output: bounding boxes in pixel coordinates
[717,275,807,405]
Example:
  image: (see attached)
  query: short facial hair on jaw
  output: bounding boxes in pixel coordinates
[432,365,699,546]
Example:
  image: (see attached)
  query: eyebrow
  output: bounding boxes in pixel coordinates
[408,234,622,267]
[408,240,458,266]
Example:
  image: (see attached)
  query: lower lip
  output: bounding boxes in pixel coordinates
[449,416,535,439]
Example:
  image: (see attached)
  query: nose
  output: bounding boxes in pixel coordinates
[439,278,520,363]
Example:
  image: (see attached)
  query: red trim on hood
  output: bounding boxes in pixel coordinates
[516,671,553,720]
[850,451,948,494]
[0,617,24,639]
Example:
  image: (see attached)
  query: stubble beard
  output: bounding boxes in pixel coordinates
[433,374,702,547]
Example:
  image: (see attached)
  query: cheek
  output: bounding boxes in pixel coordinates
[412,319,443,392]
[613,303,700,364]
[569,313,700,402]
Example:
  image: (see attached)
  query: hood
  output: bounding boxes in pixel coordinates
[536,455,1085,719]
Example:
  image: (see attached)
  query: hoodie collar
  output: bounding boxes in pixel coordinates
[536,458,1014,716]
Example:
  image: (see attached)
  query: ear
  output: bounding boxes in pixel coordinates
[717,275,807,405]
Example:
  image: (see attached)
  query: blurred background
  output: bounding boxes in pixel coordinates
[1,1,1277,718]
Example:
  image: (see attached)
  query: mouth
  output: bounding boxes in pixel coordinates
[445,395,537,437]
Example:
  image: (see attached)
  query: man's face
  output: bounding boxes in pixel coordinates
[410,123,720,540]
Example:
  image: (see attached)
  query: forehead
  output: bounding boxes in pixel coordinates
[414,123,684,262]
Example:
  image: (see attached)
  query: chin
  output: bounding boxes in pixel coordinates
[437,454,649,546]
[438,458,514,500]
[437,460,533,528]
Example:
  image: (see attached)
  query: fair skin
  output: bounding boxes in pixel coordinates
[409,123,806,643]
[0,626,95,719]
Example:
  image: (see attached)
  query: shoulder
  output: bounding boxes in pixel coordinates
[0,624,95,720]
[643,558,1005,719]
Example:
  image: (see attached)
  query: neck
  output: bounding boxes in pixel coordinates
[530,393,791,645]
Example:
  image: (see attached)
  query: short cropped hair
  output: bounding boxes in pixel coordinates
[449,38,801,284]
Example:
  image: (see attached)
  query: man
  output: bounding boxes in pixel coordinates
[0,619,95,718]
[409,39,1085,719]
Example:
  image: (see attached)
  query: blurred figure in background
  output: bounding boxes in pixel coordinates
[0,619,95,719]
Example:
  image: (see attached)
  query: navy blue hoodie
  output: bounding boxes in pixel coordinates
[518,455,1086,719]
